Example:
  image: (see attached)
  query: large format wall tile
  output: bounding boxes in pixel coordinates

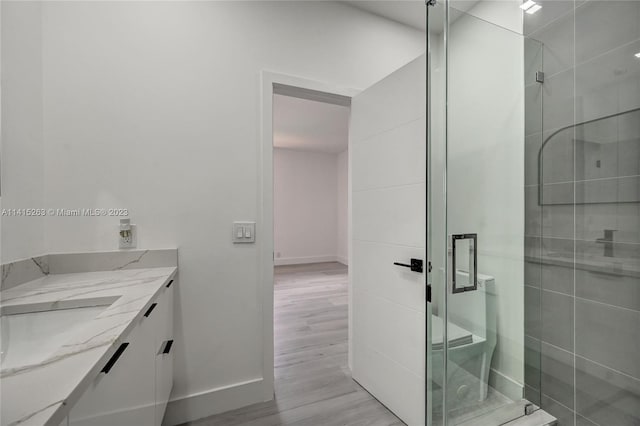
[575,298,640,378]
[525,285,542,339]
[576,356,640,426]
[526,185,542,237]
[541,182,573,205]
[576,239,640,277]
[525,82,543,136]
[618,109,640,177]
[525,259,542,288]
[575,0,640,65]
[541,342,575,409]
[525,37,544,85]
[575,267,640,313]
[575,119,619,181]
[541,128,575,185]
[575,176,640,204]
[616,203,640,244]
[525,335,542,390]
[525,384,542,406]
[619,176,640,203]
[524,0,574,37]
[542,264,575,297]
[528,9,574,77]
[542,394,575,426]
[543,68,575,132]
[576,202,640,244]
[575,39,640,123]
[541,238,574,295]
[575,240,640,311]
[543,204,574,239]
[525,133,543,186]
[525,1,640,421]
[575,415,598,426]
[541,290,574,351]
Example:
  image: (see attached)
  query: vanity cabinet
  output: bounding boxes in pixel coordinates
[154,281,174,424]
[68,281,174,426]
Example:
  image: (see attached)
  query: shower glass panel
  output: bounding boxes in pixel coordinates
[427,1,542,425]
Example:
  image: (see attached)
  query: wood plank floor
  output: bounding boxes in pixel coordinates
[183,262,404,426]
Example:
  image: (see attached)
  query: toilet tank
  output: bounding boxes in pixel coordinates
[448,271,496,344]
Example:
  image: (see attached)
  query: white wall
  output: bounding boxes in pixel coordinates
[337,149,348,265]
[273,148,339,265]
[1,2,46,263]
[0,1,425,422]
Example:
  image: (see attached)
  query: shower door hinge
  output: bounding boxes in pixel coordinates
[524,403,535,416]
[426,284,432,303]
[536,71,545,83]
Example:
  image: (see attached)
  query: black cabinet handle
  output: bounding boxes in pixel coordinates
[393,258,423,273]
[166,280,174,288]
[144,303,157,318]
[102,343,129,374]
[162,340,174,355]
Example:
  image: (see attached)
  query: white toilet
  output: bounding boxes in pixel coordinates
[429,271,497,413]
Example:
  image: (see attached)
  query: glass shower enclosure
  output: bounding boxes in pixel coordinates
[426,1,543,425]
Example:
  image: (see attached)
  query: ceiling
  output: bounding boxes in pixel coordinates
[273,94,350,154]
[344,1,427,32]
[344,0,481,33]
[272,1,486,155]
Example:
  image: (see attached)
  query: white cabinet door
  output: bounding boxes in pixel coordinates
[350,55,427,426]
[154,281,174,425]
[69,313,156,426]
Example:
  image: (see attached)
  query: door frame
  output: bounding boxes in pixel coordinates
[258,70,358,399]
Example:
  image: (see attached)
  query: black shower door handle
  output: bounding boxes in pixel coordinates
[451,233,478,293]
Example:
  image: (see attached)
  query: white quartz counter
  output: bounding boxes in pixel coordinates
[0,267,177,426]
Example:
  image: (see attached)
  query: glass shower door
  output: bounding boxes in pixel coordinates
[427,1,541,425]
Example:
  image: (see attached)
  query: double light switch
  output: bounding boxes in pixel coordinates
[233,222,256,243]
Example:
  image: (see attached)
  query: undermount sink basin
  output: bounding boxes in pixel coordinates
[0,302,113,371]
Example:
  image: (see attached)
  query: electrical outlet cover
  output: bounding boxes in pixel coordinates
[119,224,137,249]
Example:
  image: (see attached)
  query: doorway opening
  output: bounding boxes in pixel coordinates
[269,86,399,423]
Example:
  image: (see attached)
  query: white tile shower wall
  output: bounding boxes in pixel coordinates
[273,148,339,266]
[20,2,426,423]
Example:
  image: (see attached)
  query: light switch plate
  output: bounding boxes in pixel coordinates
[233,222,256,243]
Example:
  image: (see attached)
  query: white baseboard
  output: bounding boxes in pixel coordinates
[162,378,266,426]
[489,368,524,401]
[274,255,339,266]
[336,256,348,266]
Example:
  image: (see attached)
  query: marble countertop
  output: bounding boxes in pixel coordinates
[0,267,177,426]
